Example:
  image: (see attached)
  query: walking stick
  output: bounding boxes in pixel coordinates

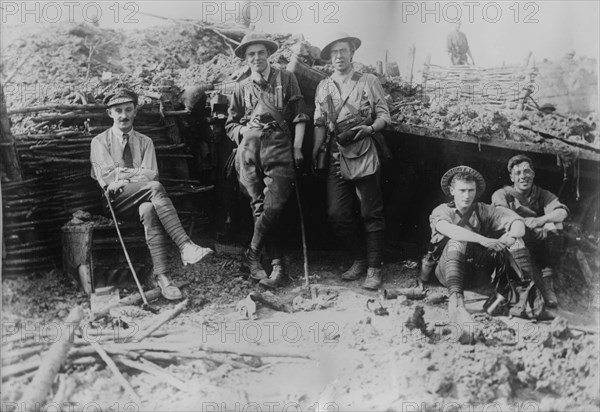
[293,179,310,288]
[103,189,158,313]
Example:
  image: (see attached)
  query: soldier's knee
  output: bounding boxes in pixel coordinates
[138,202,158,225]
[445,240,468,260]
[146,181,165,194]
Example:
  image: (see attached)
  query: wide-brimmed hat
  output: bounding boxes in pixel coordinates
[440,165,486,198]
[320,32,361,60]
[103,89,138,107]
[234,32,278,59]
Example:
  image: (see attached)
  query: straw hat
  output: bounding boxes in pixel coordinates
[440,165,486,198]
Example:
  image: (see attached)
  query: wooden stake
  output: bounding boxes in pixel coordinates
[91,341,143,407]
[19,307,84,411]
[115,356,191,392]
[132,299,188,342]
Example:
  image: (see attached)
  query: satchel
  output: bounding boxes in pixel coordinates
[337,136,379,180]
[483,250,550,320]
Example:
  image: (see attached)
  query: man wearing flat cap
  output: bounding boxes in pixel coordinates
[492,155,569,308]
[312,32,391,290]
[429,166,525,343]
[90,88,214,300]
[225,32,309,288]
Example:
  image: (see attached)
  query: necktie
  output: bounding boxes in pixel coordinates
[122,133,133,168]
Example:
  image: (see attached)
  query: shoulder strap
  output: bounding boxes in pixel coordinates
[255,91,285,128]
[326,71,364,124]
[430,202,477,257]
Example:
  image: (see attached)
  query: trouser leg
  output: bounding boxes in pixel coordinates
[138,202,169,276]
[355,172,386,268]
[112,181,190,249]
[435,240,469,294]
[237,129,294,253]
[326,165,365,259]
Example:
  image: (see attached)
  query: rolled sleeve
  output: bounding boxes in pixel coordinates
[287,73,309,124]
[491,188,510,208]
[429,204,454,243]
[487,204,524,233]
[540,189,570,217]
[313,81,327,127]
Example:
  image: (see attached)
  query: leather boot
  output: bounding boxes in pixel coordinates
[448,292,476,345]
[244,248,267,280]
[341,259,368,281]
[259,259,289,289]
[362,267,383,290]
[539,275,558,308]
[155,274,182,300]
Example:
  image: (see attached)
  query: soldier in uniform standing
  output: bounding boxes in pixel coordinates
[225,33,309,289]
[447,21,475,65]
[312,32,391,290]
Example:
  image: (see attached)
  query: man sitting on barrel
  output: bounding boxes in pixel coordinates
[90,88,214,300]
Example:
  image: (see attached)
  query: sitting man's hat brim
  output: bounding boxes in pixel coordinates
[320,32,361,60]
[440,165,486,198]
[234,32,278,59]
[103,89,138,107]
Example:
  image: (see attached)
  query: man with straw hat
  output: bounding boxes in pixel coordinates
[312,32,391,290]
[90,88,214,300]
[225,32,309,288]
[429,166,525,343]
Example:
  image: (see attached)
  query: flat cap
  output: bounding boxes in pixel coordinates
[103,89,138,107]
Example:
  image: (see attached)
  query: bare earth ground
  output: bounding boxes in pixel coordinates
[2,247,600,412]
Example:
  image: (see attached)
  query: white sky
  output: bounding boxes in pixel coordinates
[1,0,599,74]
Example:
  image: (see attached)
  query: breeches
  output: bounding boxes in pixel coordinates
[235,129,294,253]
[110,181,189,275]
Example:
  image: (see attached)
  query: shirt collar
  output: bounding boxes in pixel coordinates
[111,126,134,140]
[251,65,271,85]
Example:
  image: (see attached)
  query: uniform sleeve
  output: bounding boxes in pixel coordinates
[491,188,510,208]
[90,136,116,188]
[484,203,524,234]
[286,72,310,124]
[139,138,158,181]
[539,188,570,217]
[429,204,454,244]
[429,204,454,234]
[225,84,247,145]
[366,74,391,127]
[313,81,327,128]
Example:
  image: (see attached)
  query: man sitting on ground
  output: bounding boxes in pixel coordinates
[492,155,569,308]
[429,166,525,343]
[90,88,214,300]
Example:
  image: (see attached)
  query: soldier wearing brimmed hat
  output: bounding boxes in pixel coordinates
[492,155,569,308]
[429,166,525,343]
[90,88,214,300]
[311,32,391,290]
[225,32,310,288]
